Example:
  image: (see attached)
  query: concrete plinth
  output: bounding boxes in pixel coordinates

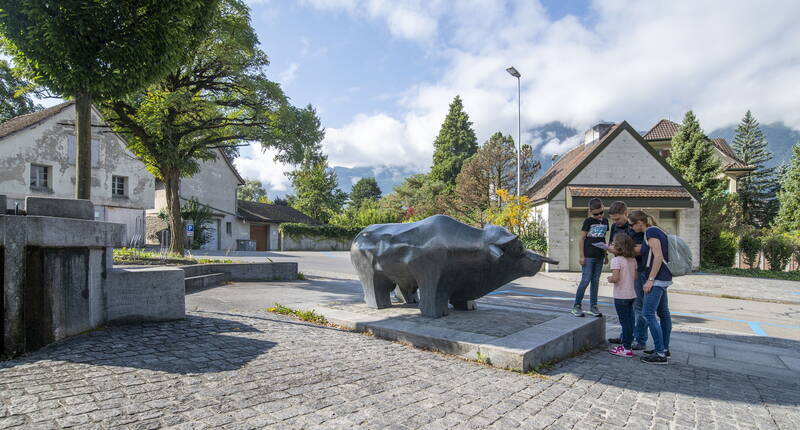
[308,302,605,372]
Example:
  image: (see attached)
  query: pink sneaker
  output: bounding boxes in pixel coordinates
[609,345,633,357]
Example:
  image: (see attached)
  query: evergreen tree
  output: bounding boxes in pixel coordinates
[732,110,778,228]
[238,179,270,203]
[668,111,727,258]
[349,177,382,208]
[429,96,478,187]
[775,144,800,232]
[288,153,347,224]
[0,59,39,122]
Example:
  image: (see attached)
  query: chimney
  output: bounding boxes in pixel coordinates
[583,122,614,145]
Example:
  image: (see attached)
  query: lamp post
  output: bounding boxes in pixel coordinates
[506,66,521,197]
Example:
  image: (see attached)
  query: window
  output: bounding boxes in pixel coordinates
[659,210,677,219]
[112,175,127,197]
[30,164,49,189]
[226,222,232,235]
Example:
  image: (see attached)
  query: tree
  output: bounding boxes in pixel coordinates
[382,174,449,221]
[451,132,539,225]
[350,177,382,208]
[288,153,347,224]
[732,110,778,228]
[0,0,216,199]
[238,179,270,203]
[0,59,39,122]
[429,95,478,187]
[102,0,324,254]
[775,144,800,233]
[667,111,728,259]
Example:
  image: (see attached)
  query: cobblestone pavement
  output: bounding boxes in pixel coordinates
[1,310,799,429]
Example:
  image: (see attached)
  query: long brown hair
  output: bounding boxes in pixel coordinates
[612,233,636,258]
[628,210,658,227]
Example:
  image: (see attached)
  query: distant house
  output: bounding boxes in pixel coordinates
[527,121,701,272]
[237,200,320,251]
[0,102,155,244]
[643,119,754,193]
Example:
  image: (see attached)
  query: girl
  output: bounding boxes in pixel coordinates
[607,233,638,357]
[629,210,672,365]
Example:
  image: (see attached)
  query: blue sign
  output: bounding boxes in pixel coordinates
[186,224,194,232]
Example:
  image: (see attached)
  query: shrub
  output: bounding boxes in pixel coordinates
[703,231,737,268]
[738,232,763,268]
[278,223,362,241]
[762,234,793,271]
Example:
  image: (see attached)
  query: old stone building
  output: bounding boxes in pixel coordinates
[527,121,701,272]
[0,102,154,244]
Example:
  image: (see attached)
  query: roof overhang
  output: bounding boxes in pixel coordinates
[567,185,694,209]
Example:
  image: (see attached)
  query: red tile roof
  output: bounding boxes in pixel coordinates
[643,119,753,171]
[568,185,691,199]
[0,101,74,140]
[642,119,680,141]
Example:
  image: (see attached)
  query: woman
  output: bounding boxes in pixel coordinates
[628,210,672,365]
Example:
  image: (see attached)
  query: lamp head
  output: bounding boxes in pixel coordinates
[506,66,521,78]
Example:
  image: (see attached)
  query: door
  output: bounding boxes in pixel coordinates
[200,220,219,250]
[659,210,678,235]
[250,225,268,251]
[569,217,584,271]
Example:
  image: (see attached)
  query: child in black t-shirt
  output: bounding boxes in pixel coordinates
[571,198,609,317]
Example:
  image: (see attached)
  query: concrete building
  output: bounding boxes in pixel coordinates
[150,148,247,251]
[643,119,754,193]
[237,200,320,251]
[527,121,701,272]
[0,102,155,244]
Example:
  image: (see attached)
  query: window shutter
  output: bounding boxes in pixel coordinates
[67,136,76,165]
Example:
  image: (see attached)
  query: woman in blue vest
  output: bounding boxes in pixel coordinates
[628,210,672,365]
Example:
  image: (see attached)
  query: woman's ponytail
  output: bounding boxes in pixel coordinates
[628,210,654,226]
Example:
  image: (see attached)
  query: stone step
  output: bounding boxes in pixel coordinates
[181,264,214,278]
[185,273,227,291]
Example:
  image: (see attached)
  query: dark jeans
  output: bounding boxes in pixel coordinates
[614,298,635,349]
[643,285,672,353]
[625,271,649,345]
[574,257,603,307]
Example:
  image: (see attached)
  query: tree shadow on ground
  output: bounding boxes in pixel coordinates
[0,315,276,374]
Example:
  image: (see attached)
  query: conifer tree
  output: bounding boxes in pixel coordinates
[732,110,778,228]
[429,96,478,187]
[668,111,727,257]
[775,144,800,232]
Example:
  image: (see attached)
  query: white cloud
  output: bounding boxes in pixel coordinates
[234,147,294,195]
[302,0,800,170]
[279,63,299,87]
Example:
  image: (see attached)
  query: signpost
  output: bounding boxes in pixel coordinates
[186,223,194,237]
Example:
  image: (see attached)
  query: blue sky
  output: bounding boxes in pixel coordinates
[236,0,800,193]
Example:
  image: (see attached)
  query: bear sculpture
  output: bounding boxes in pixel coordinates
[350,215,557,318]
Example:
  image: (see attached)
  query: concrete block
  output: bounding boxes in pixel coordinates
[0,194,6,213]
[25,196,94,220]
[187,262,298,281]
[105,266,185,324]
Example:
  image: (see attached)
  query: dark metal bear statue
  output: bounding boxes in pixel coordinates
[350,215,558,318]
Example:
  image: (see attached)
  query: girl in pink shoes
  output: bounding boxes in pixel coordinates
[607,233,638,358]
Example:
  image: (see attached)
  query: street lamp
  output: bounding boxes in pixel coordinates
[506,66,521,197]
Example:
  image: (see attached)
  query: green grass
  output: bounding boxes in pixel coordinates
[267,303,329,325]
[113,247,234,266]
[296,272,307,280]
[700,265,800,281]
[476,350,491,365]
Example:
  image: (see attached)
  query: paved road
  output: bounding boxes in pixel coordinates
[193,251,800,343]
[2,309,798,429]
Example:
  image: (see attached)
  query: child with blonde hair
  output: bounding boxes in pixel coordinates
[607,232,638,357]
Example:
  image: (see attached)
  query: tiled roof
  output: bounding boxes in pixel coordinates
[568,185,691,199]
[237,200,320,225]
[0,101,74,139]
[643,120,753,171]
[526,124,620,202]
[642,119,680,141]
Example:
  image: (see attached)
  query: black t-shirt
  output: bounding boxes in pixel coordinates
[582,217,609,259]
[611,222,645,271]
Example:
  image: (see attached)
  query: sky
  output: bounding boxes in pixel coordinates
[26,1,800,195]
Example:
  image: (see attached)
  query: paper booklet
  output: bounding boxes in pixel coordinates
[592,242,610,250]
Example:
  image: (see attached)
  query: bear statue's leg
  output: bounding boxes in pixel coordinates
[362,273,395,309]
[450,300,477,311]
[394,283,419,304]
[417,277,451,318]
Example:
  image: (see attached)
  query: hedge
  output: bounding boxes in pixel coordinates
[279,223,362,240]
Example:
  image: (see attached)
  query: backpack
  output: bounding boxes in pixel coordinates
[645,227,693,277]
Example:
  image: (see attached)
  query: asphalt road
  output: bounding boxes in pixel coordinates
[191,250,800,343]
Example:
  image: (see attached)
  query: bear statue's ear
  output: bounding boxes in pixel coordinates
[489,244,504,262]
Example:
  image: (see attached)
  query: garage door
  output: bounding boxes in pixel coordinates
[200,220,219,250]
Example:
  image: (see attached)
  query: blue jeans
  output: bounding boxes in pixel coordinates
[643,285,672,353]
[574,257,603,307]
[617,271,649,344]
[614,298,635,349]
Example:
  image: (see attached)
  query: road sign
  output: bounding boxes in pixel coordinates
[186,223,194,237]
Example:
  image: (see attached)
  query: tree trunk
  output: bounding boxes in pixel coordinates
[75,93,92,200]
[164,171,184,256]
